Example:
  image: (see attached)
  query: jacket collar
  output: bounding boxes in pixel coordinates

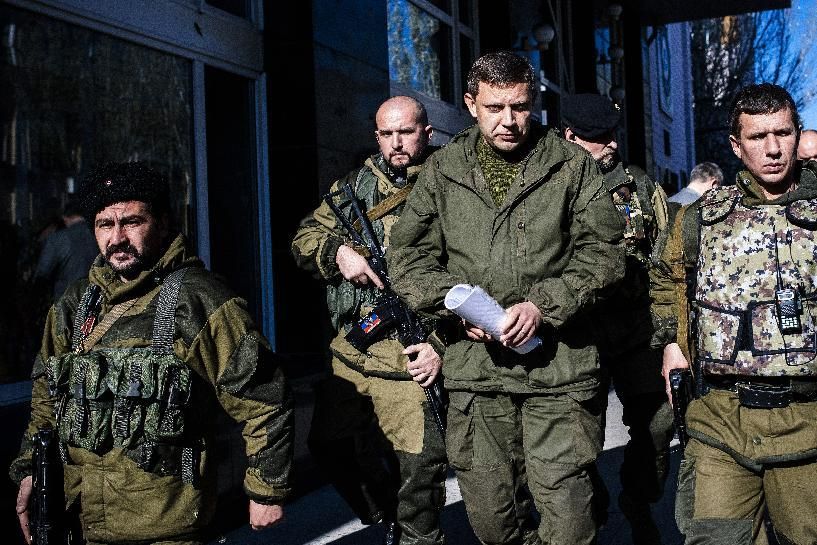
[436,123,573,208]
[364,151,434,195]
[735,163,817,206]
[88,233,203,304]
[602,161,632,193]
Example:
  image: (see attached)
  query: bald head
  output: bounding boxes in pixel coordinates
[374,96,433,172]
[798,129,817,162]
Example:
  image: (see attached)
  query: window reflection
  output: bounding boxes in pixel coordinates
[0,5,193,383]
[388,0,452,102]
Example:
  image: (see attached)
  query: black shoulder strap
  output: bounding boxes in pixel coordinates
[151,268,190,354]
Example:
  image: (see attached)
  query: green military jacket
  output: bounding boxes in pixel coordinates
[291,153,439,379]
[594,162,669,356]
[387,124,625,394]
[10,234,293,542]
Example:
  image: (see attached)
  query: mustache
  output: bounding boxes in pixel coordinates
[105,242,140,260]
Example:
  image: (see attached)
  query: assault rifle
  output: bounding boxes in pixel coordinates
[30,426,72,545]
[324,183,447,437]
[669,369,693,450]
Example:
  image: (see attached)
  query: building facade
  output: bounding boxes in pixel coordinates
[0,0,789,384]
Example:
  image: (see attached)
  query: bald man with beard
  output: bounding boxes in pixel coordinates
[292,96,447,545]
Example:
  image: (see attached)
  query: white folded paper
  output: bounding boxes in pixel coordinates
[444,284,542,354]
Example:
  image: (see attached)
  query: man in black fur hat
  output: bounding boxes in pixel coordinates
[11,162,294,544]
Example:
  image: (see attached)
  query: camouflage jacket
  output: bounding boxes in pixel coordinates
[9,234,293,542]
[594,162,669,356]
[291,152,440,380]
[388,124,625,394]
[651,163,817,373]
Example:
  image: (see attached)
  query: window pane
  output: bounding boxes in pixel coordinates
[458,0,473,27]
[595,26,612,98]
[388,0,453,102]
[204,66,262,323]
[0,5,193,382]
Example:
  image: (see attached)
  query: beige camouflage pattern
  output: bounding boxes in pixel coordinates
[695,185,817,376]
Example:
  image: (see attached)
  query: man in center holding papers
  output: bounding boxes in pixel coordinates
[387,50,625,545]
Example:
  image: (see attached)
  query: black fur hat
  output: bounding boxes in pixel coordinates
[78,162,170,218]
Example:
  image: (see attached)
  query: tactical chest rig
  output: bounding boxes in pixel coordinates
[326,164,407,333]
[693,187,817,388]
[45,268,200,485]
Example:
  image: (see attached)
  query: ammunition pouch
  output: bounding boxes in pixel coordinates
[49,349,196,475]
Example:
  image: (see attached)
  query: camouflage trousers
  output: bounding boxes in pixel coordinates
[309,357,448,545]
[446,389,604,545]
[676,398,817,545]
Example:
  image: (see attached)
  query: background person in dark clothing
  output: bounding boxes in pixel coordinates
[33,199,98,300]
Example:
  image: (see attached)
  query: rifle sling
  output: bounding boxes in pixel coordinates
[351,183,413,232]
[79,297,141,352]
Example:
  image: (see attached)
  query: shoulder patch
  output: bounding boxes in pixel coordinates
[786,198,817,230]
[698,186,741,226]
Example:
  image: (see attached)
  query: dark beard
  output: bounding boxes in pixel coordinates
[598,154,619,174]
[104,243,149,280]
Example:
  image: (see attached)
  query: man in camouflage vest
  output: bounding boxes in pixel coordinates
[11,162,293,544]
[654,83,817,545]
[291,96,447,545]
[562,93,674,544]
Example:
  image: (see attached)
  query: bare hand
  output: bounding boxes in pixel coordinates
[404,343,442,388]
[336,245,384,289]
[463,320,493,343]
[16,475,32,544]
[249,500,284,530]
[500,302,542,348]
[662,342,690,406]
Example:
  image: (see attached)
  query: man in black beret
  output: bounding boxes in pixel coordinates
[12,161,294,544]
[562,94,674,545]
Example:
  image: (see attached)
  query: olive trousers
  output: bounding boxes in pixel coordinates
[676,392,817,545]
[446,389,604,545]
[309,357,448,545]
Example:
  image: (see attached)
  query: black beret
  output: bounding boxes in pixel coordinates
[561,93,621,139]
[78,162,170,218]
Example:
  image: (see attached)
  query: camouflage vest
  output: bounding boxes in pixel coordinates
[694,186,817,377]
[45,268,200,484]
[325,163,403,332]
